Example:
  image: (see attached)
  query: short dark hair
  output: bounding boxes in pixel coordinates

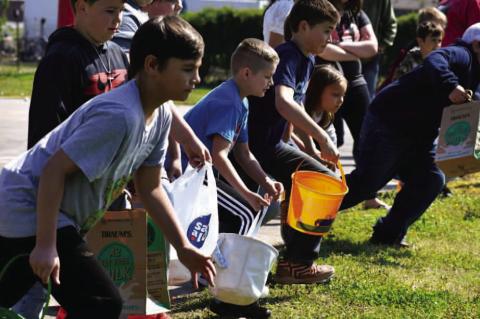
[70,0,95,9]
[71,0,95,13]
[287,0,339,34]
[70,0,127,13]
[230,38,279,74]
[416,21,444,40]
[284,14,292,41]
[129,16,204,78]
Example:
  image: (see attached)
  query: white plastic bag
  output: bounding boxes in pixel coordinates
[209,208,279,305]
[167,164,219,285]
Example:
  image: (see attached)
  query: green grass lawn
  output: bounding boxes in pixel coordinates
[0,62,212,105]
[179,87,211,106]
[0,63,36,98]
[171,174,480,318]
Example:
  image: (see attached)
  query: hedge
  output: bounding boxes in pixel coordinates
[183,7,263,81]
[382,12,418,74]
[183,7,418,82]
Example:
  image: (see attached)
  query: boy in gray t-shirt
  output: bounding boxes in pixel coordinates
[0,16,215,317]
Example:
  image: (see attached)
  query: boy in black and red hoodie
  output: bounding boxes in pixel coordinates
[18,1,128,317]
[27,0,129,148]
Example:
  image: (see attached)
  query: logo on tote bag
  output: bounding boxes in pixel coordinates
[187,214,211,248]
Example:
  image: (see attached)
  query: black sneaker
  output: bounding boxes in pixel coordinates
[370,233,410,248]
[209,299,271,319]
[370,218,410,248]
[440,185,453,198]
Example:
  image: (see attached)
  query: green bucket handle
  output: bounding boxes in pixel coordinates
[0,254,51,319]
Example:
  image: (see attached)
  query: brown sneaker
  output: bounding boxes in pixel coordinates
[274,260,335,284]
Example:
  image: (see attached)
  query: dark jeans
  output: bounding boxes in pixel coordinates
[340,111,445,242]
[362,55,381,100]
[333,83,369,163]
[0,226,122,319]
[259,142,336,264]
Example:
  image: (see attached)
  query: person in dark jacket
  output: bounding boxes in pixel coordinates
[20,1,128,317]
[27,0,129,149]
[339,23,480,247]
[362,0,397,99]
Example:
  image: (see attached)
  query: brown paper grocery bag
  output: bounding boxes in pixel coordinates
[146,215,170,311]
[86,209,170,318]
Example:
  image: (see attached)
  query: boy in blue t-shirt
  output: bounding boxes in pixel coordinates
[339,23,480,247]
[248,0,340,285]
[183,38,283,317]
[0,16,215,317]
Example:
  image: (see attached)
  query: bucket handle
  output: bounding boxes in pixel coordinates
[245,205,268,238]
[0,254,51,319]
[294,158,347,186]
[337,161,347,187]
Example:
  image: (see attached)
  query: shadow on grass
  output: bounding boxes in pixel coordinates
[170,296,209,314]
[319,238,413,260]
[453,182,480,189]
[262,295,293,305]
[171,294,291,316]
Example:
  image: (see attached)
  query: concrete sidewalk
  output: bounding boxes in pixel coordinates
[0,98,29,168]
[0,98,356,171]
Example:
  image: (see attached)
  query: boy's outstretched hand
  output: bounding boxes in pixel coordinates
[29,245,61,285]
[177,244,216,289]
[262,177,284,202]
[244,191,271,211]
[449,85,473,104]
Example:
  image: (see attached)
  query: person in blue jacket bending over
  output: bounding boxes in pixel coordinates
[339,23,480,247]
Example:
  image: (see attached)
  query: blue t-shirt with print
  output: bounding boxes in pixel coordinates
[248,40,315,162]
[182,79,248,169]
[0,80,172,237]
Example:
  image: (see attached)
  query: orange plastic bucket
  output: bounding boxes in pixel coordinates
[287,162,348,236]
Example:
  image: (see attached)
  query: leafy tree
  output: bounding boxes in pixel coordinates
[0,0,9,31]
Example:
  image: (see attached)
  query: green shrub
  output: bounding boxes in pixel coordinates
[183,8,418,81]
[382,12,418,76]
[183,7,263,82]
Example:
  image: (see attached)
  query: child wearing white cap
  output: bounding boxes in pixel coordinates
[338,22,480,247]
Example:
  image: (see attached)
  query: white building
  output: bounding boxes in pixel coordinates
[392,0,438,11]
[22,0,269,40]
[23,0,57,40]
[184,0,268,12]
[23,0,438,40]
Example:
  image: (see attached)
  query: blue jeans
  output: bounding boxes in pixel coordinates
[332,83,369,163]
[340,111,445,242]
[362,55,381,101]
